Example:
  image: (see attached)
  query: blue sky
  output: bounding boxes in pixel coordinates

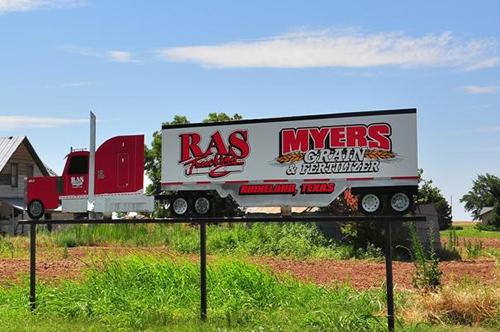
[1,0,499,220]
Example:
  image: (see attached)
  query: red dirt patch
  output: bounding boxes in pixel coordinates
[0,259,84,284]
[257,258,497,290]
[0,246,497,290]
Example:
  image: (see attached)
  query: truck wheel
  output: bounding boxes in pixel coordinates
[358,193,383,215]
[389,192,413,215]
[170,196,189,217]
[194,196,211,216]
[27,200,44,219]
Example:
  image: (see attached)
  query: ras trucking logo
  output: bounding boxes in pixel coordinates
[179,130,250,178]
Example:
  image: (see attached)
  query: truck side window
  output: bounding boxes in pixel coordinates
[68,156,88,175]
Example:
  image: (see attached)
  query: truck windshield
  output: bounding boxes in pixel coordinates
[68,155,88,175]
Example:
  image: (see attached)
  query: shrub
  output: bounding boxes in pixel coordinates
[474,223,498,232]
[408,223,442,291]
[463,239,483,259]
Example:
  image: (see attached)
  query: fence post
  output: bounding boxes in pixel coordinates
[29,221,36,311]
[385,220,395,331]
[200,221,207,321]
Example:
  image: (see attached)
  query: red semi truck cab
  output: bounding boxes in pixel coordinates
[26,135,148,218]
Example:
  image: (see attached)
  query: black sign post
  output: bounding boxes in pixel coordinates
[23,215,425,331]
[200,221,207,321]
[384,220,395,331]
[29,221,36,311]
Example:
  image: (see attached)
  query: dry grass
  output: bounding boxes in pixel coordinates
[403,279,500,327]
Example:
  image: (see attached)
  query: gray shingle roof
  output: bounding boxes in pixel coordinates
[479,206,494,216]
[0,136,25,173]
[0,136,49,176]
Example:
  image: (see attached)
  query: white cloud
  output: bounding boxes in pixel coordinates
[0,115,87,130]
[60,81,97,88]
[59,45,139,63]
[463,85,500,94]
[157,29,499,70]
[105,50,137,63]
[0,0,85,13]
[464,57,500,71]
[58,45,100,57]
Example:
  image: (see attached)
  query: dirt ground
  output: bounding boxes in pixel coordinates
[0,246,497,290]
[259,258,497,289]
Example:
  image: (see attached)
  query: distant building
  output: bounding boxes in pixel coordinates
[479,206,495,225]
[0,136,49,234]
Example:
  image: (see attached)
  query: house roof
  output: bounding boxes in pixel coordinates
[0,136,50,176]
[479,206,494,216]
[0,197,24,210]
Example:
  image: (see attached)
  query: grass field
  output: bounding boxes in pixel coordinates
[0,222,498,331]
[441,223,500,239]
[0,255,405,331]
[1,254,498,332]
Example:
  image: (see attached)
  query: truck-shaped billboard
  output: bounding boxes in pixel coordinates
[161,108,418,216]
[25,114,154,219]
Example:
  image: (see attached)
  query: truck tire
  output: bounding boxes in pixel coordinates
[389,192,413,215]
[170,195,189,217]
[193,196,211,216]
[358,193,383,215]
[27,200,44,219]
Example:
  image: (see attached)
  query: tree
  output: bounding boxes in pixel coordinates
[203,112,242,123]
[144,115,189,196]
[416,169,452,230]
[144,113,243,216]
[460,173,500,224]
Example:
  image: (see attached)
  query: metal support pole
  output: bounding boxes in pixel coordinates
[200,221,207,321]
[29,221,36,311]
[385,220,394,331]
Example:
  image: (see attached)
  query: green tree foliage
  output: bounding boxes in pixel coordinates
[203,112,242,123]
[460,174,500,225]
[144,115,189,195]
[416,169,452,230]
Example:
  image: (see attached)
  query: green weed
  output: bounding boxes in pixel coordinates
[50,223,383,260]
[0,256,400,331]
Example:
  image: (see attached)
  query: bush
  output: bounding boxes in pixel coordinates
[409,223,442,291]
[448,225,463,231]
[463,239,483,259]
[474,223,498,232]
[52,223,383,260]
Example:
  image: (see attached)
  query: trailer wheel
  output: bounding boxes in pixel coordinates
[358,193,383,215]
[389,192,413,215]
[170,196,189,217]
[194,196,211,216]
[27,200,44,219]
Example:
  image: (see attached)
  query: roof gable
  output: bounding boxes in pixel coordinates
[0,136,49,176]
[0,136,24,172]
[479,206,494,216]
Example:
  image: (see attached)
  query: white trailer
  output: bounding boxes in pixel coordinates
[161,109,418,216]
